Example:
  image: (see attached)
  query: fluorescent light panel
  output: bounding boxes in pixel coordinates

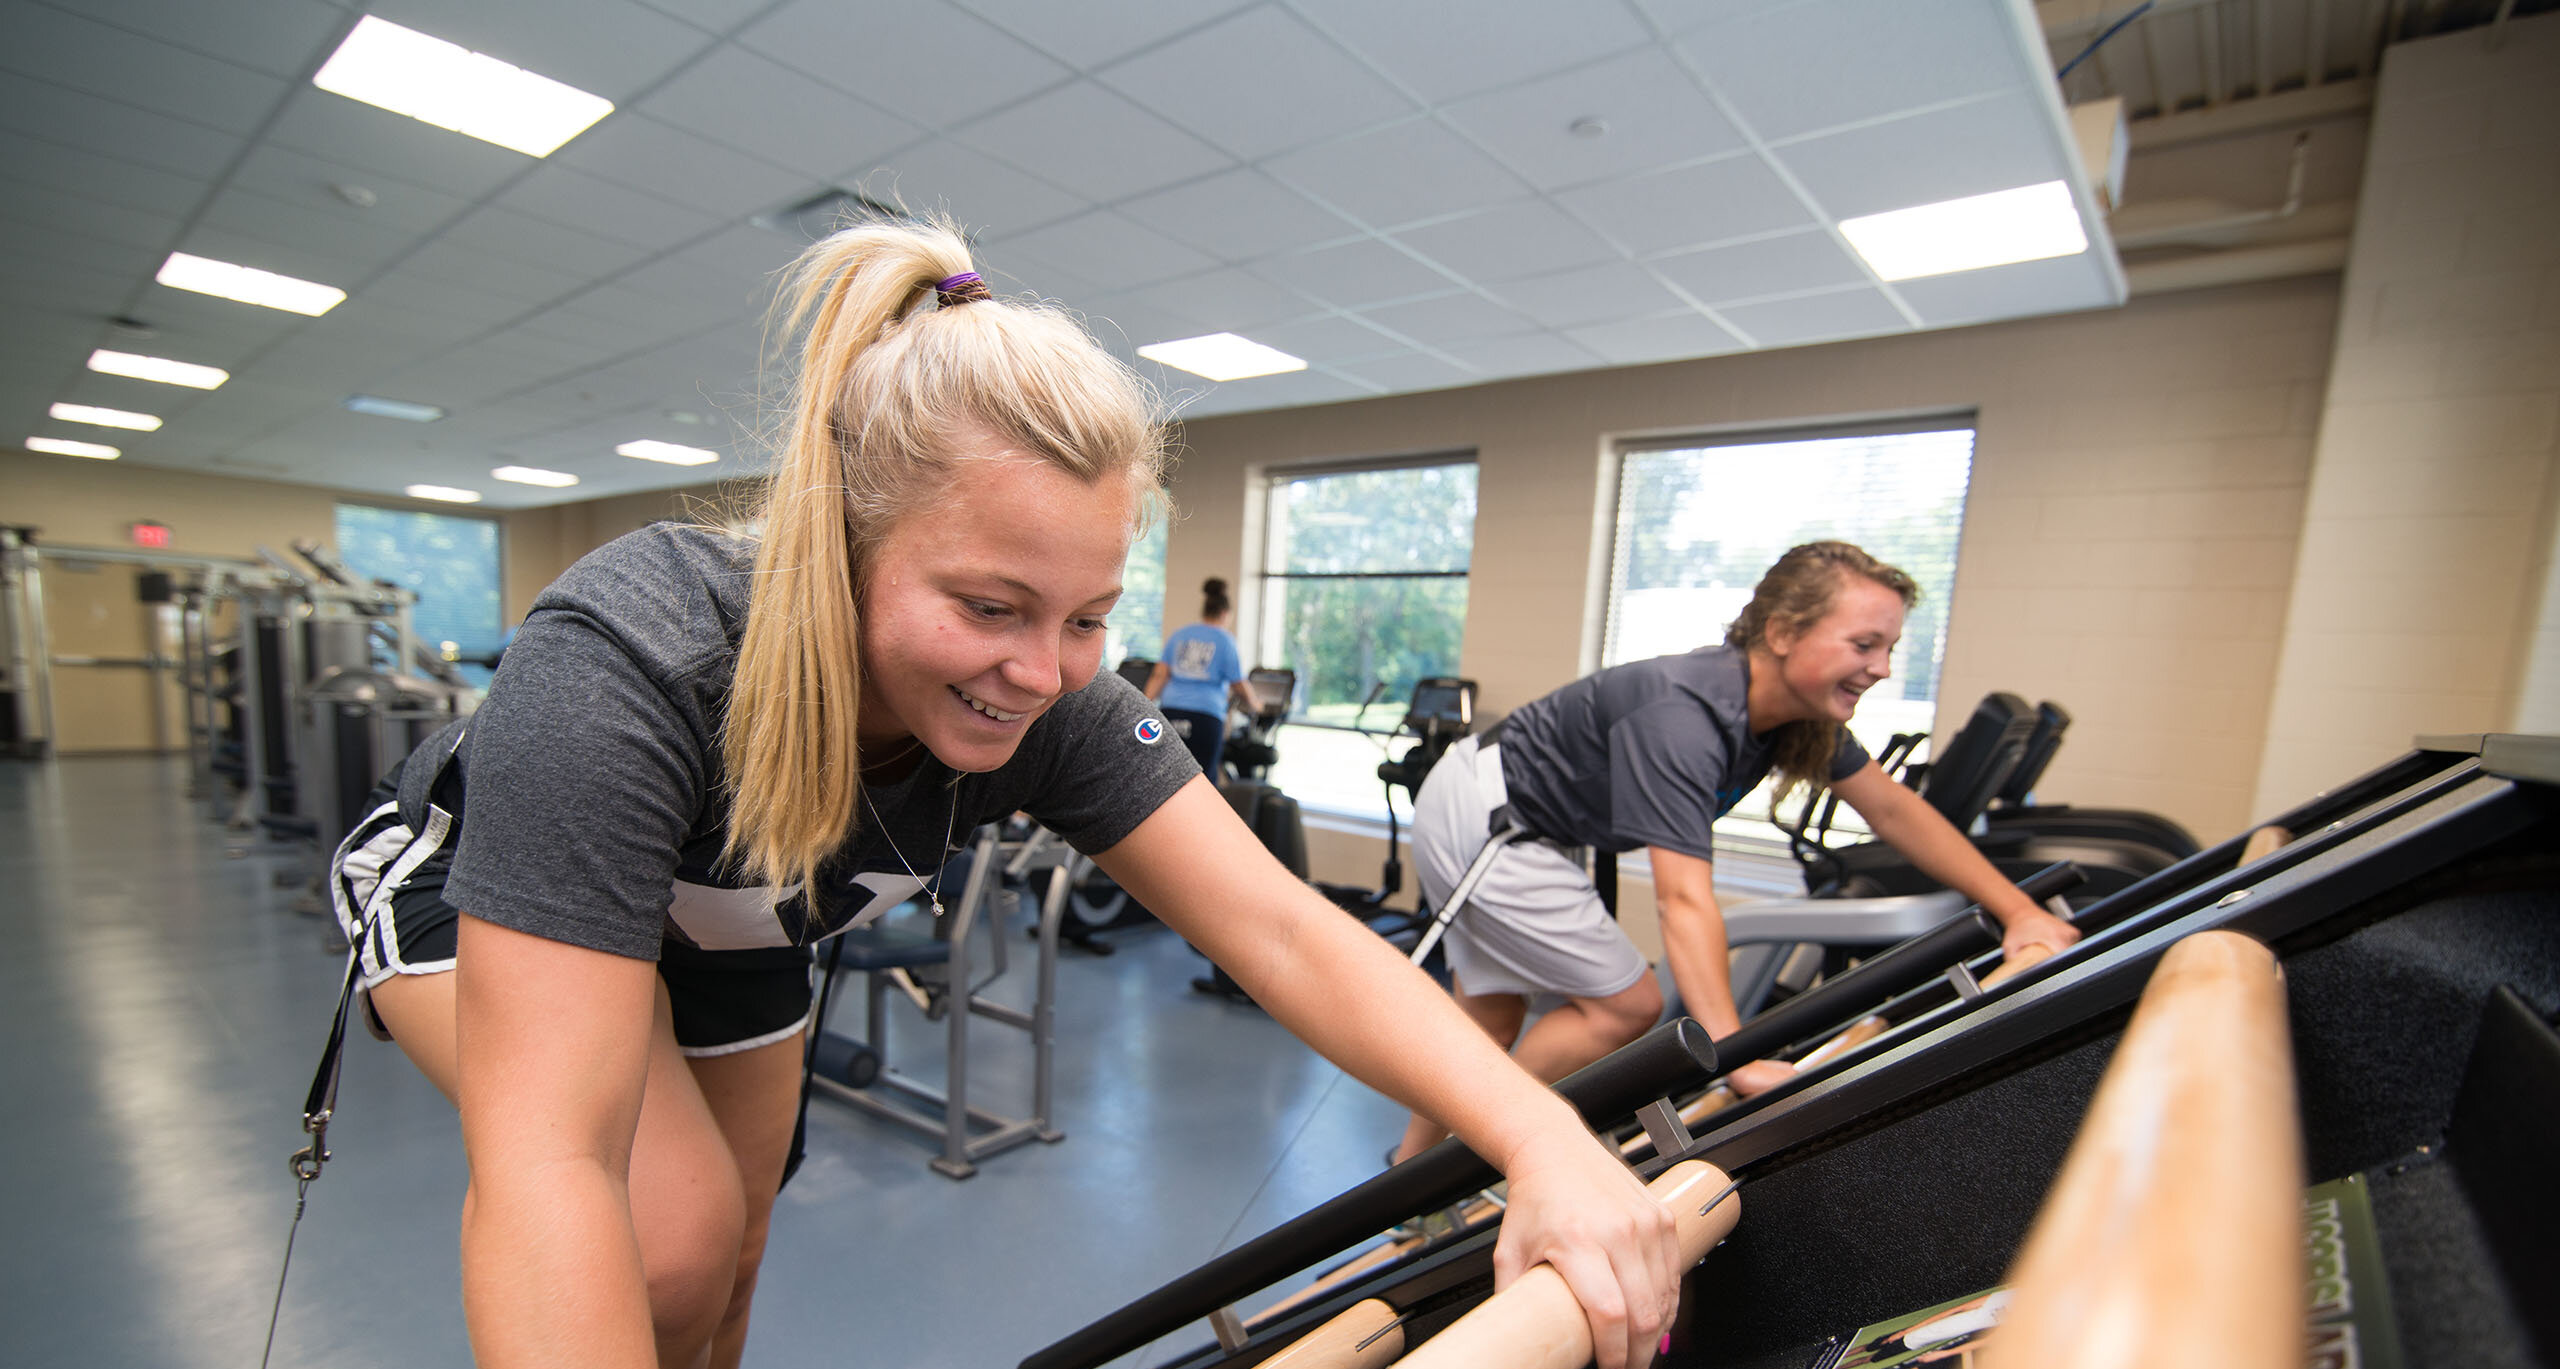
[345,394,446,422]
[88,349,228,390]
[493,465,578,487]
[28,436,120,460]
[314,16,615,158]
[1136,333,1307,382]
[617,439,718,466]
[156,252,345,316]
[1839,180,2089,282]
[404,484,482,503]
[49,402,162,432]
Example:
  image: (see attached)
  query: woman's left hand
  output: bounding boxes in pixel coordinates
[1997,903,2081,960]
[1491,1127,1683,1369]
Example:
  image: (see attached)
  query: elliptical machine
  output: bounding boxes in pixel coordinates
[1192,676,1478,1001]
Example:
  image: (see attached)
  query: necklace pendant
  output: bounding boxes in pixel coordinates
[929,898,945,918]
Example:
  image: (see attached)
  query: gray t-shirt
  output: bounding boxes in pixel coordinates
[1495,646,1869,862]
[412,523,1199,961]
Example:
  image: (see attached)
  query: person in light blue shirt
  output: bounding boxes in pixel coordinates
[1147,577,1255,776]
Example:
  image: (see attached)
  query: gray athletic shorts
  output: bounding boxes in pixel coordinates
[1411,735,1651,1001]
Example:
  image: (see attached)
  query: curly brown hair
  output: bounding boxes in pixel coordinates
[1724,541,1919,798]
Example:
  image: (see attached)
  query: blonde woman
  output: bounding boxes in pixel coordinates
[327,220,1680,1369]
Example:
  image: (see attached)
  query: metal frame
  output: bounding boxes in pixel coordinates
[810,823,1073,1179]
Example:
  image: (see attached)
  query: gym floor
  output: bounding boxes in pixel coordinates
[0,755,1439,1368]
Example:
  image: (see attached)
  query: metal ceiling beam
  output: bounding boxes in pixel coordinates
[2126,78,2373,147]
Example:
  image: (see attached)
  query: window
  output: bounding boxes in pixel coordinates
[1606,421,1974,839]
[1255,459,1477,818]
[1104,512,1167,673]
[334,504,506,685]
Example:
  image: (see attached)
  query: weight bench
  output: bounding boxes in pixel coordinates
[808,823,1075,1178]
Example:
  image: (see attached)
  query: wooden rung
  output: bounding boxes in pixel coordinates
[1979,930,2303,1369]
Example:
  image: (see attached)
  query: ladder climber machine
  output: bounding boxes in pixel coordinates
[1025,732,2560,1369]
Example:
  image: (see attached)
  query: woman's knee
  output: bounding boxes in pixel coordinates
[1592,975,1664,1042]
[637,1168,749,1346]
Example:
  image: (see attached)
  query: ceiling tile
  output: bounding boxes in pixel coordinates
[1442,46,1744,192]
[400,238,588,309]
[190,185,429,276]
[1177,365,1376,417]
[977,248,1101,304]
[442,204,655,281]
[990,208,1218,292]
[494,163,725,252]
[952,0,1256,70]
[1678,0,2024,142]
[1248,312,1407,366]
[226,143,477,238]
[0,131,211,219]
[1354,290,1536,347]
[555,113,811,217]
[1556,153,1809,256]
[632,0,772,34]
[954,81,1233,203]
[1715,285,1910,348]
[173,219,379,295]
[1266,118,1532,230]
[1438,329,1608,379]
[1332,350,1476,394]
[1891,251,2119,327]
[50,0,349,80]
[365,268,542,330]
[0,180,186,254]
[845,141,1090,241]
[1292,0,1656,104]
[1650,229,1866,304]
[1483,260,1687,329]
[0,75,246,180]
[1563,308,1742,365]
[1392,200,1621,283]
[268,87,534,201]
[1773,91,2070,220]
[1134,268,1320,334]
[0,4,289,135]
[1251,237,1455,309]
[639,45,920,179]
[1116,169,1360,266]
[1068,291,1212,354]
[0,209,152,276]
[615,252,771,325]
[1100,6,1414,162]
[368,0,713,102]
[740,0,1071,129]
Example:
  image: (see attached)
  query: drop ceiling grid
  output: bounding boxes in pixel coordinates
[3,0,2126,506]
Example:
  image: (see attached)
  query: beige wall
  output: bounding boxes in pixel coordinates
[500,478,744,623]
[6,448,348,753]
[2255,15,2560,813]
[1173,276,2336,852]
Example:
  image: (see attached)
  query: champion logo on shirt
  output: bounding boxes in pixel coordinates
[1133,718,1165,745]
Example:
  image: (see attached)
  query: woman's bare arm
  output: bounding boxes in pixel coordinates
[452,915,662,1367]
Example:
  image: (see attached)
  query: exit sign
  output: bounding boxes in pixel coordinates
[129,521,172,549]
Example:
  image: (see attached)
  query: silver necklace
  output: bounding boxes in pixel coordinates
[862,777,961,917]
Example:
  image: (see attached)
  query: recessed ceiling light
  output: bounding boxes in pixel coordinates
[49,402,162,432]
[344,394,446,422]
[1839,180,2090,282]
[404,484,482,503]
[1136,333,1308,382]
[617,439,719,466]
[493,465,579,487]
[88,349,227,390]
[156,252,346,316]
[28,436,121,460]
[313,15,615,158]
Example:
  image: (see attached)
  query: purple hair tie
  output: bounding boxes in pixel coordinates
[934,271,992,306]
